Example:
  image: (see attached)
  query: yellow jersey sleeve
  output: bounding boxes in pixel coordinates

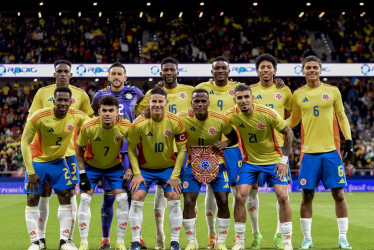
[333,88,352,140]
[135,89,151,115]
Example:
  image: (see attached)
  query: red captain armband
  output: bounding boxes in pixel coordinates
[175,132,187,142]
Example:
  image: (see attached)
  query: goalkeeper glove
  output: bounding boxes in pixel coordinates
[342,140,353,161]
[79,173,91,191]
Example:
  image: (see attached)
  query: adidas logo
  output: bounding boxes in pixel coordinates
[93,137,101,141]
[146,132,153,136]
[47,97,54,101]
[119,222,128,227]
[206,212,213,216]
[239,123,245,128]
[131,226,140,230]
[72,176,77,181]
[338,178,345,184]
[223,183,229,188]
[79,223,87,227]
[67,180,72,185]
[248,206,257,211]
[62,229,70,235]
[102,213,108,217]
[302,97,309,103]
[172,226,181,231]
[186,231,193,235]
[155,213,162,217]
[209,90,214,94]
[47,128,54,132]
[220,230,228,234]
[29,230,37,236]
[255,95,262,99]
[189,127,196,131]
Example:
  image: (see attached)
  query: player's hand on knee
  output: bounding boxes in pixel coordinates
[166,178,182,194]
[343,139,353,161]
[28,174,41,194]
[124,168,133,181]
[142,108,151,119]
[130,174,146,193]
[79,173,91,191]
[274,163,287,181]
[274,78,285,89]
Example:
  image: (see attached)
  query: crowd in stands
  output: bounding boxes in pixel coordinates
[0,75,373,176]
[1,12,372,65]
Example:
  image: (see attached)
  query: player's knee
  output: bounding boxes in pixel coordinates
[332,189,345,203]
[302,190,315,203]
[235,190,247,204]
[57,189,74,203]
[216,194,229,208]
[27,194,40,206]
[41,183,52,197]
[277,193,289,206]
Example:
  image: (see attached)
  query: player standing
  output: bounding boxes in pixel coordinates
[28,60,94,249]
[22,87,89,250]
[179,89,238,250]
[127,87,187,250]
[91,62,145,249]
[249,53,293,249]
[286,56,353,249]
[76,95,132,250]
[226,84,294,250]
[137,57,194,249]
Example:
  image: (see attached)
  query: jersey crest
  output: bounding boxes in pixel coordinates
[190,146,219,184]
[275,92,283,100]
[125,93,133,100]
[71,97,77,104]
[257,122,265,130]
[114,135,122,142]
[164,129,173,137]
[322,93,330,101]
[228,89,235,96]
[179,92,187,99]
[208,127,217,135]
[66,124,74,132]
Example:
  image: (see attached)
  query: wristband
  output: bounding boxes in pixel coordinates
[80,170,86,174]
[280,156,288,164]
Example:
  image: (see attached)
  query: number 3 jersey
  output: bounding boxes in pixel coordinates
[91,85,144,153]
[225,104,287,165]
[128,112,187,178]
[77,117,131,169]
[25,107,89,163]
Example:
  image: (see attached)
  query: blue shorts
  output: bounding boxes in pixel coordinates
[258,147,292,187]
[298,150,347,190]
[84,163,125,191]
[66,155,79,184]
[139,167,174,193]
[98,153,130,191]
[182,163,230,193]
[24,158,75,194]
[222,146,243,185]
[237,162,289,186]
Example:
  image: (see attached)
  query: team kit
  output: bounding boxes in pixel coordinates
[22,55,354,250]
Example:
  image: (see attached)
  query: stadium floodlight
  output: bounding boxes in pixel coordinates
[99,12,102,17]
[306,2,311,6]
[17,12,21,16]
[34,78,38,82]
[342,12,345,15]
[253,2,258,6]
[299,12,304,17]
[78,12,81,17]
[93,2,97,6]
[39,2,43,6]
[359,2,364,6]
[220,12,224,16]
[139,11,143,18]
[59,12,62,16]
[149,78,153,82]
[95,78,99,82]
[360,12,366,16]
[146,2,151,6]
[319,12,325,18]
[38,12,42,18]
[160,12,164,18]
[179,12,183,18]
[199,12,203,18]
[200,2,204,6]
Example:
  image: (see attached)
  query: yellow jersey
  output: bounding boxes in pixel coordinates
[25,107,89,163]
[178,110,233,164]
[250,82,292,147]
[28,84,94,157]
[287,82,351,153]
[77,117,131,169]
[136,84,195,115]
[128,112,187,178]
[225,104,287,165]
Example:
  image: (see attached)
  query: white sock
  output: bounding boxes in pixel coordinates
[280,222,292,244]
[58,204,73,241]
[129,200,144,242]
[247,188,260,234]
[300,218,312,240]
[337,217,348,240]
[169,200,182,242]
[70,194,77,239]
[205,184,217,235]
[231,186,237,212]
[37,197,50,239]
[183,218,196,242]
[154,185,167,237]
[217,218,230,243]
[276,201,282,234]
[116,193,129,243]
[78,193,92,243]
[25,206,40,243]
[234,222,246,244]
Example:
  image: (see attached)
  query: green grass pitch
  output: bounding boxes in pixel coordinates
[1,192,373,249]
